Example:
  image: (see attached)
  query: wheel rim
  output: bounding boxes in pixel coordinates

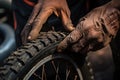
[23,54,83,80]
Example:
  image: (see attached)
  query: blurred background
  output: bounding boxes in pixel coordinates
[0,0,13,26]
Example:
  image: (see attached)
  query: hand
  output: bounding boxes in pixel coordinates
[21,0,74,44]
[57,4,120,54]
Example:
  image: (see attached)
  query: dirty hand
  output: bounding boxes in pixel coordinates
[58,5,120,54]
[21,0,74,44]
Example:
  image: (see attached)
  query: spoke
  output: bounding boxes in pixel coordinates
[66,65,70,80]
[51,61,60,80]
[33,73,42,79]
[74,75,78,80]
[29,56,81,80]
[42,64,47,80]
[56,63,60,80]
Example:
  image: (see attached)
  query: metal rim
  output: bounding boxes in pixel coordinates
[23,54,83,80]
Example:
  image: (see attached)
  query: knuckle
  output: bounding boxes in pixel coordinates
[87,27,101,39]
[67,30,81,43]
[101,8,120,38]
[103,8,120,25]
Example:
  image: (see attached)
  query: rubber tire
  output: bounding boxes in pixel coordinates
[0,32,94,80]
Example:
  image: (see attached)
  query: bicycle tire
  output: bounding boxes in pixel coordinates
[0,32,94,80]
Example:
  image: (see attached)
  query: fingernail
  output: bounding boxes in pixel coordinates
[28,36,31,40]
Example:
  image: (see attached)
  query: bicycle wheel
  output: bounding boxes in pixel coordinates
[0,32,94,80]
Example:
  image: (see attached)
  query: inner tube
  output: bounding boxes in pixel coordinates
[0,24,16,62]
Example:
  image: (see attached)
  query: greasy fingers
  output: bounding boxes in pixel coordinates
[28,2,74,40]
[21,2,42,44]
[21,24,32,45]
[57,29,82,52]
[21,0,73,44]
[28,8,53,40]
[27,3,42,24]
[61,10,75,32]
[57,3,120,54]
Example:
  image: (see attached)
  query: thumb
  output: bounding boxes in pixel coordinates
[57,29,82,52]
